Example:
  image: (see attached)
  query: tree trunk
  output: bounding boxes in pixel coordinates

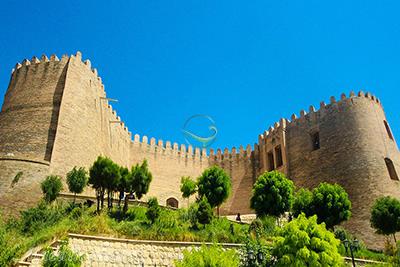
[118,191,124,208]
[100,190,104,210]
[96,192,100,213]
[217,206,220,217]
[123,195,129,214]
[394,233,397,244]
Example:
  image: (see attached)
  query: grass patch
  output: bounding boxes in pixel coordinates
[0,201,248,265]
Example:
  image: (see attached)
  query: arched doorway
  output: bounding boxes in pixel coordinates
[166,197,179,208]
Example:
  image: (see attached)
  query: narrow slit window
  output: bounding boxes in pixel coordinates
[275,145,283,167]
[268,151,275,171]
[384,121,394,140]
[385,158,399,181]
[312,132,320,150]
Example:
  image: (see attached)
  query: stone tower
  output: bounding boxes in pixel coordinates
[0,52,399,249]
[256,92,400,249]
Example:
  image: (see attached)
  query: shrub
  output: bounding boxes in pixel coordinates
[241,236,272,267]
[19,202,65,234]
[42,240,85,267]
[174,244,240,267]
[195,196,214,226]
[146,197,161,224]
[249,216,277,238]
[250,171,294,218]
[41,175,63,203]
[272,214,343,266]
[0,216,20,266]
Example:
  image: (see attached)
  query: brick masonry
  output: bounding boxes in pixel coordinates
[0,52,399,249]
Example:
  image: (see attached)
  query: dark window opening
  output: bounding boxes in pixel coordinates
[267,151,275,171]
[166,197,179,208]
[275,145,283,167]
[384,121,394,140]
[312,132,320,150]
[385,158,399,181]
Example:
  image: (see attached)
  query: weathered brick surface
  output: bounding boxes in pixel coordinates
[0,53,399,249]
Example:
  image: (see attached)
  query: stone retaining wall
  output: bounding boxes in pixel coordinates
[68,233,242,267]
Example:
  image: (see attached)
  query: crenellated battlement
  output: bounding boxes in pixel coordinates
[258,91,383,142]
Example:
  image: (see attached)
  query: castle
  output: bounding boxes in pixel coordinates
[0,52,399,249]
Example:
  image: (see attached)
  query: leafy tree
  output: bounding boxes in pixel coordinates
[175,244,240,267]
[66,167,88,204]
[180,176,197,205]
[89,156,120,212]
[292,188,313,217]
[370,196,400,243]
[146,197,161,224]
[41,175,63,203]
[103,161,121,209]
[195,196,214,225]
[294,182,351,229]
[272,214,343,266]
[123,159,153,213]
[250,171,294,218]
[197,166,231,216]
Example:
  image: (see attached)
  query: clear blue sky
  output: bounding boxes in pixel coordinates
[0,1,399,150]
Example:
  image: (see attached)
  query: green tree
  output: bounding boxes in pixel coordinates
[272,214,343,266]
[146,197,161,224]
[123,159,153,213]
[292,188,313,217]
[250,171,294,218]
[41,175,63,203]
[370,196,400,243]
[180,176,197,206]
[197,166,231,216]
[175,244,240,267]
[300,182,351,229]
[66,167,88,204]
[89,156,120,212]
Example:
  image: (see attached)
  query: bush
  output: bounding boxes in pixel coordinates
[241,236,272,267]
[195,196,214,226]
[20,202,65,234]
[250,171,294,218]
[41,175,63,203]
[43,240,85,266]
[272,214,343,266]
[0,216,20,266]
[174,244,240,267]
[146,197,161,224]
[249,216,277,238]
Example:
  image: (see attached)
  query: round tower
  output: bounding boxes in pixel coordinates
[0,54,69,214]
[285,92,400,249]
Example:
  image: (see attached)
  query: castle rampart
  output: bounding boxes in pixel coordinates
[0,52,399,249]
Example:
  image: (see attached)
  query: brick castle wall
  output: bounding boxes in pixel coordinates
[0,52,399,249]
